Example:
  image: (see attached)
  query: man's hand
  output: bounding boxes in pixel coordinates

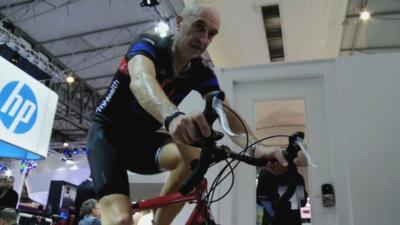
[255,145,307,175]
[253,145,288,175]
[167,111,212,145]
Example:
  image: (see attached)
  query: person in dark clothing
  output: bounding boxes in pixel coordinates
[0,207,18,225]
[86,2,289,225]
[257,168,308,225]
[0,176,18,209]
[74,177,96,225]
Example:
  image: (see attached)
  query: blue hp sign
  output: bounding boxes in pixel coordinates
[0,81,38,134]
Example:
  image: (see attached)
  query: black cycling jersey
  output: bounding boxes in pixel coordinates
[93,34,221,133]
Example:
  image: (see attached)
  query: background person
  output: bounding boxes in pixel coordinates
[74,176,96,225]
[0,208,18,225]
[78,198,101,225]
[0,176,18,209]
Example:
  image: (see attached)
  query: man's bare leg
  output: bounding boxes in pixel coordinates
[154,142,200,225]
[98,194,133,225]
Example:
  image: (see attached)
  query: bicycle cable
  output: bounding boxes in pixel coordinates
[206,159,235,205]
[205,104,248,205]
[205,104,291,205]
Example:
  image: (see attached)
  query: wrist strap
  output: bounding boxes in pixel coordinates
[164,111,185,132]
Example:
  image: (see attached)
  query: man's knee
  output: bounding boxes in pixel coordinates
[99,194,133,225]
[111,212,132,225]
[158,143,185,170]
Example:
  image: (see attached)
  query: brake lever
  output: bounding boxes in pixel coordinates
[295,139,319,168]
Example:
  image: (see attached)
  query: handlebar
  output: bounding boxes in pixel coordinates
[178,91,305,208]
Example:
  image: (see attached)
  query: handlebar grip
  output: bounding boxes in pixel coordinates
[273,131,304,208]
[192,91,225,147]
[179,91,225,194]
[283,131,304,163]
[203,91,225,126]
[179,143,213,195]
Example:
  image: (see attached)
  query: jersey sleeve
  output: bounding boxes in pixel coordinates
[126,34,158,62]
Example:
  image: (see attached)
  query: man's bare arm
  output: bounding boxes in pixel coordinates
[128,55,177,123]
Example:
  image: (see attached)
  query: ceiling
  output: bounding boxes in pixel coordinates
[1,0,399,149]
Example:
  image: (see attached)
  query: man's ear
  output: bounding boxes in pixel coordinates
[176,15,183,29]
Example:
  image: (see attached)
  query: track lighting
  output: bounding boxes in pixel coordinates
[140,0,159,7]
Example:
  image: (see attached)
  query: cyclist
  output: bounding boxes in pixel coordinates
[87,2,288,225]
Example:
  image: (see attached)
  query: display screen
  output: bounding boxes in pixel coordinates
[59,184,77,211]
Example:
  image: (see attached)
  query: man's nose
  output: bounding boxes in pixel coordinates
[199,34,210,45]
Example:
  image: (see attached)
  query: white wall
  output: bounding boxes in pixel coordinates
[216,52,400,225]
[334,54,400,225]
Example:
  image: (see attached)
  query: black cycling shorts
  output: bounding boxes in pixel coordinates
[87,120,171,198]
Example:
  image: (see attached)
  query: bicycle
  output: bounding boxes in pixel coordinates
[132,91,307,225]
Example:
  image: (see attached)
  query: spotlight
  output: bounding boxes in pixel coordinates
[360,10,370,21]
[140,0,159,7]
[72,148,79,155]
[0,164,5,172]
[81,147,88,155]
[61,148,73,163]
[154,21,170,38]
[11,53,21,64]
[4,169,12,177]
[66,75,74,84]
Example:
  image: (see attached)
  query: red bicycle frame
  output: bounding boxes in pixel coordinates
[132,179,216,225]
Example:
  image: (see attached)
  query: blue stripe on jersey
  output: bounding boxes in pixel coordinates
[197,78,219,91]
[127,42,156,60]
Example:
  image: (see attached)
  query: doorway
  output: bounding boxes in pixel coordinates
[230,76,334,225]
[255,99,311,225]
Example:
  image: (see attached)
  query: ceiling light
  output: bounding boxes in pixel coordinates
[4,169,12,177]
[11,53,21,64]
[81,147,88,155]
[72,148,79,155]
[154,21,169,38]
[63,142,69,147]
[360,10,370,21]
[66,75,74,84]
[140,0,159,7]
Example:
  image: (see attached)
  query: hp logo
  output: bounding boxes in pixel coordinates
[0,81,38,134]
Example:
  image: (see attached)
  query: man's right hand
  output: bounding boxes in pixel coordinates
[167,111,212,145]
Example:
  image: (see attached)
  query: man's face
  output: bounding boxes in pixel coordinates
[6,177,14,188]
[93,204,101,218]
[176,7,220,59]
[0,176,6,189]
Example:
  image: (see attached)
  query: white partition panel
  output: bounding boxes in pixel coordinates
[215,52,400,225]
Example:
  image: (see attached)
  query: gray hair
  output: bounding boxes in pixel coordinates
[0,208,18,225]
[181,0,219,19]
[79,198,97,216]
